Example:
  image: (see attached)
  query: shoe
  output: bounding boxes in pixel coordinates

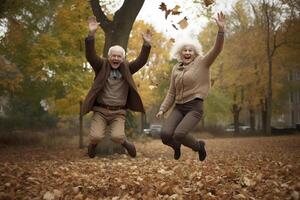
[198,141,206,161]
[122,140,136,158]
[174,148,181,160]
[88,143,97,158]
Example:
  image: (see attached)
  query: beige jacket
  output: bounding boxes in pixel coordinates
[159,32,224,113]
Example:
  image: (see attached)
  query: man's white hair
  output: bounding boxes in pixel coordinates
[108,45,125,58]
[171,38,203,62]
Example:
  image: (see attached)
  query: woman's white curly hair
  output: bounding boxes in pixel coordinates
[171,38,203,62]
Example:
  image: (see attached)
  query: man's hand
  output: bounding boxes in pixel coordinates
[142,29,152,46]
[88,16,100,36]
[214,11,225,32]
[156,111,164,119]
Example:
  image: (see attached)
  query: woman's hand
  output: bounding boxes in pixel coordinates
[142,29,152,45]
[156,111,164,119]
[214,11,225,32]
[88,16,100,36]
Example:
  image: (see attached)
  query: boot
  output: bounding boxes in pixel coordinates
[174,147,181,160]
[122,140,136,158]
[198,140,206,161]
[88,143,97,158]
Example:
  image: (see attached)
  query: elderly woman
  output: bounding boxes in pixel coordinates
[156,12,225,161]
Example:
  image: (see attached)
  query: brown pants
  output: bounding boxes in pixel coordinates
[89,106,126,144]
[161,98,203,151]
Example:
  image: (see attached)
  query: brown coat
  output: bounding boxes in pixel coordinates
[81,36,151,116]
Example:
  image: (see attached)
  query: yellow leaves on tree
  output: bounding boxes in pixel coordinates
[0,56,23,93]
[27,0,101,116]
[128,20,173,110]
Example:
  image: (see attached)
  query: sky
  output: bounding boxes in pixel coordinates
[0,0,238,39]
[136,0,238,40]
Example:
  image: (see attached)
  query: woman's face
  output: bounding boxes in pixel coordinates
[180,45,196,65]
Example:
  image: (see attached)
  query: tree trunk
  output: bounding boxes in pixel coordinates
[249,108,255,132]
[261,99,267,134]
[79,101,83,149]
[90,0,145,55]
[264,1,272,136]
[140,113,146,134]
[232,104,241,134]
[266,58,272,135]
[103,25,131,56]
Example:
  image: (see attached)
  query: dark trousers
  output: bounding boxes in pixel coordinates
[161,98,203,151]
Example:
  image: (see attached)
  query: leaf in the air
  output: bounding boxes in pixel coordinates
[178,17,188,29]
[204,0,214,7]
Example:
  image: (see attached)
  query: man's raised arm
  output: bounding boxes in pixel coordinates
[128,30,152,74]
[85,16,103,74]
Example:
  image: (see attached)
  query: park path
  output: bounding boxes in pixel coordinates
[0,135,299,200]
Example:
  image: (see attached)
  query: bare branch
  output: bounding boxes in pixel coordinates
[90,0,112,31]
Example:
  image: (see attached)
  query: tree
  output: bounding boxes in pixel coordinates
[199,1,258,132]
[90,0,145,56]
[0,56,23,95]
[0,0,62,130]
[29,0,99,117]
[251,0,294,134]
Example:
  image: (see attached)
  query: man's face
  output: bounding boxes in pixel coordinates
[108,49,124,69]
[180,45,196,65]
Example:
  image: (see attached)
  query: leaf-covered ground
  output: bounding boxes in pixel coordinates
[0,135,299,200]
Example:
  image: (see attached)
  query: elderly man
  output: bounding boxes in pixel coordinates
[82,17,151,158]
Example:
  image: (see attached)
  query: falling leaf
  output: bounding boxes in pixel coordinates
[204,0,214,7]
[172,24,178,30]
[159,2,167,11]
[159,3,182,19]
[171,5,181,15]
[169,38,175,43]
[178,17,188,29]
[165,10,171,19]
[159,2,170,19]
